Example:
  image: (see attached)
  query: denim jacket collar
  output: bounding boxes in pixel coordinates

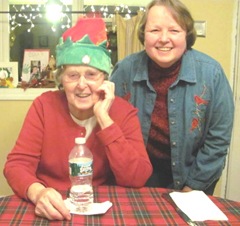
[133,50,197,86]
[178,50,197,84]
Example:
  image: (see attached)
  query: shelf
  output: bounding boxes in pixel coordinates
[0,88,57,100]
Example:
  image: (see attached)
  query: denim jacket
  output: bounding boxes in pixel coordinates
[110,49,234,191]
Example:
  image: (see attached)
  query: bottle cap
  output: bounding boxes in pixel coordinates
[75,137,86,144]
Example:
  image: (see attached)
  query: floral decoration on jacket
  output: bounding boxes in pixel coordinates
[191,84,209,132]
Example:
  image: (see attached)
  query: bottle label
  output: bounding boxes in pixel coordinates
[69,158,93,176]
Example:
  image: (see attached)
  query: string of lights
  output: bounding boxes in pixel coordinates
[2,3,145,32]
[7,3,72,32]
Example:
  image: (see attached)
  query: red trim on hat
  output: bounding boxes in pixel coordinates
[62,17,107,45]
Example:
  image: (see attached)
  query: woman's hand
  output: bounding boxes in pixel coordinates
[93,80,115,129]
[181,185,193,192]
[27,183,71,221]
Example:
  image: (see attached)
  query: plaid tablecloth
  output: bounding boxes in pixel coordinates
[0,186,240,225]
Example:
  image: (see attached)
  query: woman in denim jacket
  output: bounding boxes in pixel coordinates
[110,0,234,195]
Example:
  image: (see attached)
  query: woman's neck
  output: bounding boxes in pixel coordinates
[68,105,94,121]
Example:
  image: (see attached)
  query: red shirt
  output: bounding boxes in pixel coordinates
[4,91,152,199]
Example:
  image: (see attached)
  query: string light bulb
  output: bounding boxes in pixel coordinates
[45,0,63,23]
[9,3,145,32]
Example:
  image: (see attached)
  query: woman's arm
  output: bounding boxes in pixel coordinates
[96,99,153,188]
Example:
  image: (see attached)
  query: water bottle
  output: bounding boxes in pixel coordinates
[69,137,93,212]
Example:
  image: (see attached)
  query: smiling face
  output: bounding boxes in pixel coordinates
[62,65,105,120]
[144,5,187,68]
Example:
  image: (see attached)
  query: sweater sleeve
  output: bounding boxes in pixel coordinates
[4,97,47,199]
[96,98,153,188]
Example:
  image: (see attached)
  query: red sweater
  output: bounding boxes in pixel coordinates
[4,91,152,199]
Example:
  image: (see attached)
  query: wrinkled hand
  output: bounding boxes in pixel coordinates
[93,81,115,129]
[28,184,71,221]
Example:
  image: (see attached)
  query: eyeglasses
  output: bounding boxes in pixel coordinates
[63,71,104,83]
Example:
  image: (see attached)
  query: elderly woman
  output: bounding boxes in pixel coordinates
[110,0,234,195]
[4,17,152,221]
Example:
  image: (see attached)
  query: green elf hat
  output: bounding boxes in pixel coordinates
[56,17,111,74]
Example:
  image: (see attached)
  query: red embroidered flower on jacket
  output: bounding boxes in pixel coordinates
[191,118,199,131]
[191,85,209,132]
[194,95,208,105]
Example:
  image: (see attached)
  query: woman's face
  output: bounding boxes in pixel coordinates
[62,65,105,119]
[144,5,187,68]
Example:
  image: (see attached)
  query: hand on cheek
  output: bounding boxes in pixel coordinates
[93,81,115,129]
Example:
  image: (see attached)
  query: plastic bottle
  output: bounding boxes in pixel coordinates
[69,137,93,212]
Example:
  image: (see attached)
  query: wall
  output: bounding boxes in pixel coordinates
[0,101,32,195]
[183,0,234,77]
[0,0,236,196]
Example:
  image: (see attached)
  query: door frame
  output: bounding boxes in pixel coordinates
[221,0,240,201]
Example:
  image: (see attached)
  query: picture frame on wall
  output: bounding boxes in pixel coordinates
[21,49,50,82]
[0,62,18,88]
